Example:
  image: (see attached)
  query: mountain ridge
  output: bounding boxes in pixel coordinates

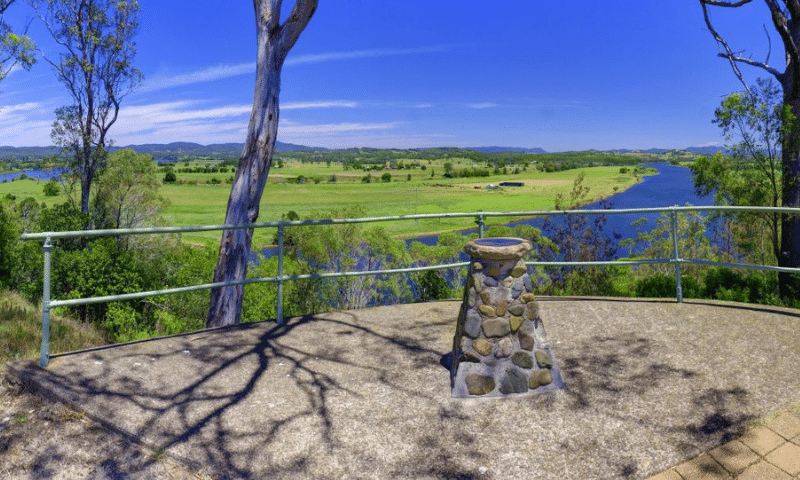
[0,142,731,159]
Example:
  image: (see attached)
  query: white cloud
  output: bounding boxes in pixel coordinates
[112,101,252,144]
[138,63,255,93]
[0,102,42,118]
[0,103,52,146]
[279,122,399,135]
[285,45,451,66]
[136,45,453,93]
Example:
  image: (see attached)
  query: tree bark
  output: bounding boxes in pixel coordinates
[206,0,317,328]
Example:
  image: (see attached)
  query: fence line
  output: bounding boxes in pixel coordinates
[21,205,800,368]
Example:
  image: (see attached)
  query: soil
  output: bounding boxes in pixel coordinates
[0,366,212,480]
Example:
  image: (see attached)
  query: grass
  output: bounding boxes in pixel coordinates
[159,162,652,247]
[0,290,107,363]
[0,160,654,247]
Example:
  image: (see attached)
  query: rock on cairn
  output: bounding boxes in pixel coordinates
[451,237,565,398]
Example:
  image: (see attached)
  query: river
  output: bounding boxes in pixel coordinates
[0,168,66,183]
[407,162,715,255]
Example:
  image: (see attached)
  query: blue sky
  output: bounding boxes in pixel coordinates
[0,1,782,151]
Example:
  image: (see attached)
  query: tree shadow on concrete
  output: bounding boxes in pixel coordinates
[7,305,486,479]
[556,332,756,479]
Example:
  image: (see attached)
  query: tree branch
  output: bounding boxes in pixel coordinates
[716,51,783,77]
[701,1,754,91]
[701,0,754,5]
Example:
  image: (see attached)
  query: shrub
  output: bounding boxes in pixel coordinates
[415,270,453,302]
[43,180,60,196]
[0,206,20,289]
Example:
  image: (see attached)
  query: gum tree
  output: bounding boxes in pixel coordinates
[207,0,318,328]
[700,0,800,297]
[35,0,142,215]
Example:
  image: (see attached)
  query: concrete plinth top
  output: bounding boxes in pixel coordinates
[464,237,532,261]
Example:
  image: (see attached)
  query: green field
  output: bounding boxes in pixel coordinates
[0,159,653,247]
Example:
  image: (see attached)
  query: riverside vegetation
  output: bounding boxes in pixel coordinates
[0,147,791,361]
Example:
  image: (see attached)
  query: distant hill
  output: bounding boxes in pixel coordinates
[119,141,325,157]
[0,141,326,160]
[683,145,730,156]
[0,143,732,161]
[607,146,731,156]
[467,146,548,154]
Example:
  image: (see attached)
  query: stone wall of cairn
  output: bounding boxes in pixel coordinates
[451,243,565,398]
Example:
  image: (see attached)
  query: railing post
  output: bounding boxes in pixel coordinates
[276,223,285,325]
[476,214,485,238]
[40,236,53,368]
[670,207,684,303]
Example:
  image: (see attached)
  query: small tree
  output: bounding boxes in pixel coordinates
[36,0,143,216]
[163,168,176,183]
[691,78,783,266]
[94,149,166,231]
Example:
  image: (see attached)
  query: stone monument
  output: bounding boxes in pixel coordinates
[451,237,565,398]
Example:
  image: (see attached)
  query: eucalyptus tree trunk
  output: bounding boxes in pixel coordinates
[206,0,317,328]
[700,0,800,298]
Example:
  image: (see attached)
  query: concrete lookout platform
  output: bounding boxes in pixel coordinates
[7,298,800,479]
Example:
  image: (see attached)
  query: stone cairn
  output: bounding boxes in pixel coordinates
[451,237,565,398]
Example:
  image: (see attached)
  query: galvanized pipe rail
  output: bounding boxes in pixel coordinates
[21,205,800,367]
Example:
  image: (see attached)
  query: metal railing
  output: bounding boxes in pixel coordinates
[21,205,800,368]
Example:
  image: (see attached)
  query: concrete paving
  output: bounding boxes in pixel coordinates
[7,298,800,480]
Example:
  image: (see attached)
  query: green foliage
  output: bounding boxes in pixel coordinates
[381,172,391,182]
[415,269,454,302]
[43,180,60,196]
[0,204,19,289]
[163,169,176,183]
[282,206,412,314]
[0,1,36,84]
[623,208,715,286]
[158,244,216,332]
[701,267,779,304]
[692,78,784,266]
[94,149,167,231]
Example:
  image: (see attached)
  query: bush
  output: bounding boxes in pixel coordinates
[163,170,177,183]
[381,172,391,182]
[0,206,20,289]
[43,180,60,196]
[635,273,676,298]
[701,267,777,304]
[415,270,453,302]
